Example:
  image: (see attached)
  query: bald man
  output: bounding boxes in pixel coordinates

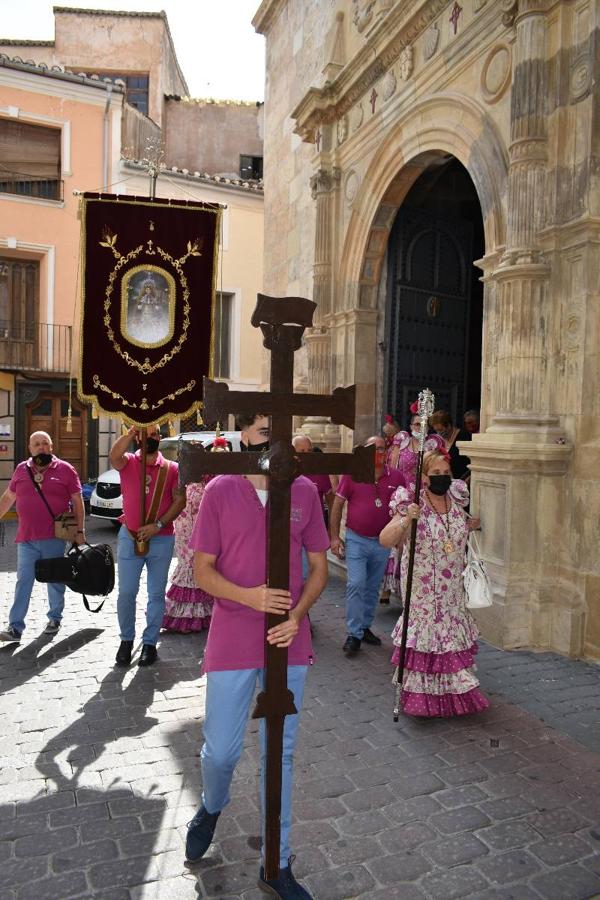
[0,431,85,643]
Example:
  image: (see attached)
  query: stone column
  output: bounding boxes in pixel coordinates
[301,165,340,450]
[490,0,556,433]
[463,0,574,656]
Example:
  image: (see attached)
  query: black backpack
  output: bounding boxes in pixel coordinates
[35,543,115,612]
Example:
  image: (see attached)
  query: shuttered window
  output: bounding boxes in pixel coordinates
[0,119,61,200]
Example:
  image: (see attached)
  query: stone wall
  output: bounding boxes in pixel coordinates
[164,99,263,177]
[255,0,600,660]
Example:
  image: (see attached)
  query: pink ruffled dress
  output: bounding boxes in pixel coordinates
[162,480,214,633]
[390,480,489,717]
[382,432,444,596]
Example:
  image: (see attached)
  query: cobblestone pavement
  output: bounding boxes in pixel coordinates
[1,518,600,899]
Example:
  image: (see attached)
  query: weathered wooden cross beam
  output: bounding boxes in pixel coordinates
[179,294,374,879]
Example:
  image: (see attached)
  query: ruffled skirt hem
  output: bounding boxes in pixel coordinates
[391,643,478,674]
[401,686,489,718]
[161,614,211,633]
[162,584,213,633]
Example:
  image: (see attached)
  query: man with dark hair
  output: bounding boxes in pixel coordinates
[236,412,270,449]
[186,413,329,899]
[109,424,186,667]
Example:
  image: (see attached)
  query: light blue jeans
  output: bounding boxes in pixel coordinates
[10,538,67,634]
[345,528,390,639]
[201,665,308,868]
[116,528,174,646]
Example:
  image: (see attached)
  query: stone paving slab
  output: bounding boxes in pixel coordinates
[1,518,600,899]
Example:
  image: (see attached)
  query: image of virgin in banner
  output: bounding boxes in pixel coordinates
[78,193,221,426]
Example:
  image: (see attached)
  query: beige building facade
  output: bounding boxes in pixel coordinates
[0,56,124,488]
[254,0,599,659]
[1,7,265,482]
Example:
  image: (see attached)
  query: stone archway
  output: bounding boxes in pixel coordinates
[330,93,508,442]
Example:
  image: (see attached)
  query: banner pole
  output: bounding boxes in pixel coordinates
[139,427,147,535]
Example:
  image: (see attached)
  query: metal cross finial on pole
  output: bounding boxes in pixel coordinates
[141,135,164,201]
[393,387,435,722]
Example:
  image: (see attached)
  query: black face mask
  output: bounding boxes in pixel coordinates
[139,437,160,454]
[241,440,270,452]
[34,453,53,467]
[428,474,452,496]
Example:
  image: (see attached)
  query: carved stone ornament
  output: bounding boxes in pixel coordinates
[500,0,518,28]
[344,170,360,205]
[352,0,377,33]
[423,22,440,60]
[352,102,365,132]
[382,68,397,100]
[399,45,414,81]
[570,53,592,101]
[481,44,512,104]
[337,115,349,146]
[309,167,341,199]
[474,0,488,10]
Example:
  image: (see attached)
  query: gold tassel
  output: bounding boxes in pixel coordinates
[197,407,203,426]
[168,419,175,437]
[122,422,129,435]
[66,406,73,433]
[91,406,98,420]
[215,421,221,439]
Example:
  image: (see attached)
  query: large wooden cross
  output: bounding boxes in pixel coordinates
[179,294,374,878]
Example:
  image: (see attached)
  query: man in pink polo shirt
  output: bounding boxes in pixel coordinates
[330,435,404,655]
[0,431,85,643]
[109,424,185,667]
[185,413,329,900]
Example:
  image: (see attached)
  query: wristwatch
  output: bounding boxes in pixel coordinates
[155,519,164,531]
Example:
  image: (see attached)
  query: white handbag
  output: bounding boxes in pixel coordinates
[463,532,492,609]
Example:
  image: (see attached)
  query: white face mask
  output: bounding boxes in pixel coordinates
[411,429,421,439]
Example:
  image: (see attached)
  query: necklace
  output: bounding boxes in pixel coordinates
[32,466,45,484]
[426,490,454,553]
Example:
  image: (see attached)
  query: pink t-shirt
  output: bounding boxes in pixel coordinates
[306,473,333,505]
[336,467,405,537]
[189,474,330,672]
[9,458,81,543]
[118,451,179,535]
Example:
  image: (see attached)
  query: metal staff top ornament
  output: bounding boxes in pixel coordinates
[393,387,435,722]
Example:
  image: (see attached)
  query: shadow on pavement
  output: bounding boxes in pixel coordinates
[0,628,104,696]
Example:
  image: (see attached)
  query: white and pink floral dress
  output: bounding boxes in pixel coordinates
[390,480,489,717]
[382,431,444,596]
[162,480,214,633]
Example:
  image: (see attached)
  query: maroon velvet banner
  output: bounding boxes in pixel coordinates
[78,192,221,426]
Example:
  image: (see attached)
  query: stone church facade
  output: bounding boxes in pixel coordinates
[253,0,600,659]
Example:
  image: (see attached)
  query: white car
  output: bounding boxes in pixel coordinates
[89,431,242,524]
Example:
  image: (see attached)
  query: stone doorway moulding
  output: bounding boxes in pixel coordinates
[334,92,508,443]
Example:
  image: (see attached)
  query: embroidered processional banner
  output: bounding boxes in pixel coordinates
[78,192,221,426]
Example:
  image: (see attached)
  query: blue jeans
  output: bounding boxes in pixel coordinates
[345,528,390,639]
[116,528,174,646]
[10,538,67,634]
[201,665,307,868]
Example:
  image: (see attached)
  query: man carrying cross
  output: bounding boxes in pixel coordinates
[186,411,329,899]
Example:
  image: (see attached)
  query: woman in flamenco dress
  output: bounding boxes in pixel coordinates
[380,448,489,717]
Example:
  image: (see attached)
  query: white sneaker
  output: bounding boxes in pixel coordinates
[0,626,21,643]
[44,620,61,635]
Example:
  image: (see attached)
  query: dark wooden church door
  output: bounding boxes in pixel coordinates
[385,207,474,425]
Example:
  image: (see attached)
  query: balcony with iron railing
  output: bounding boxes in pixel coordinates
[0,171,64,202]
[0,321,72,373]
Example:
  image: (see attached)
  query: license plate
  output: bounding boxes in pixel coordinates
[95,498,113,509]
